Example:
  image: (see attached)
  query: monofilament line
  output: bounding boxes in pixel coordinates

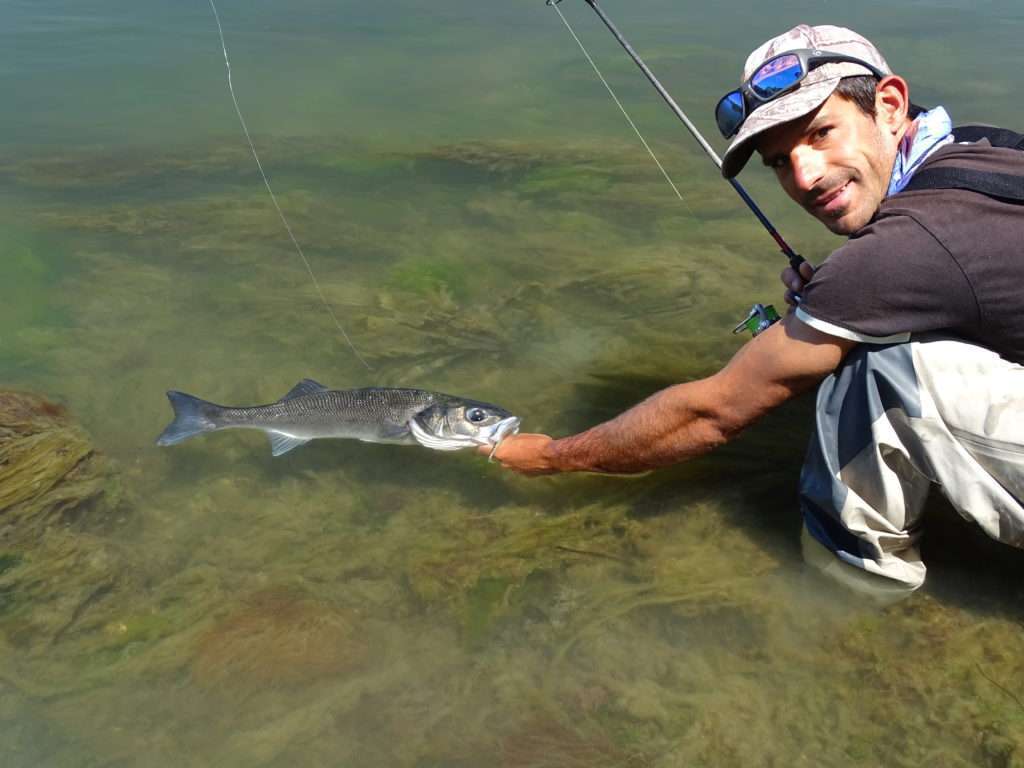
[207,0,372,370]
[550,2,693,216]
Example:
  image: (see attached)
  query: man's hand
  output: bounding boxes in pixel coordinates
[781,260,815,307]
[478,433,558,476]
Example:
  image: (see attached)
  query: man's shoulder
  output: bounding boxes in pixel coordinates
[894,135,1024,205]
[866,137,1024,252]
[949,125,1024,150]
[905,134,1024,186]
[929,128,1024,159]
[799,209,964,344]
[824,209,940,272]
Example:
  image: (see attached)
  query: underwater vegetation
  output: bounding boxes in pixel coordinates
[191,585,367,689]
[0,390,128,653]
[1,135,1023,767]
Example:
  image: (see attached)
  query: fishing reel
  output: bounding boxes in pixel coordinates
[732,303,781,337]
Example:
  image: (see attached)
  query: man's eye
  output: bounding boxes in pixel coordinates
[815,126,832,139]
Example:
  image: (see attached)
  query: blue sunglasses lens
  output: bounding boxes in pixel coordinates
[750,53,804,99]
[715,91,746,138]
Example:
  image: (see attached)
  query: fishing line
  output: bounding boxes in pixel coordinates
[549,1,693,216]
[207,0,372,371]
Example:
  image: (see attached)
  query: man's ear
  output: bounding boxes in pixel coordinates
[875,75,911,134]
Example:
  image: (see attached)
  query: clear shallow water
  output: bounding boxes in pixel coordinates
[2,1,1024,765]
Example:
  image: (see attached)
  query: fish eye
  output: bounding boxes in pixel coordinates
[467,407,487,423]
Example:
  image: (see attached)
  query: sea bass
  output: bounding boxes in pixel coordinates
[156,379,520,456]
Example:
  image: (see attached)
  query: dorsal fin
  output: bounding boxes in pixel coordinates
[278,378,328,402]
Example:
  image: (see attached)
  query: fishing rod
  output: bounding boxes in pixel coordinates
[547,0,803,336]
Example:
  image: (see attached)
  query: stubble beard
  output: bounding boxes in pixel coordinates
[810,125,892,236]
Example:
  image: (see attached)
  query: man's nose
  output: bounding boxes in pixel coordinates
[791,147,825,193]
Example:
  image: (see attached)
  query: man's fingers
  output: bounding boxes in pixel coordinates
[478,433,559,475]
[782,262,815,298]
[781,266,803,292]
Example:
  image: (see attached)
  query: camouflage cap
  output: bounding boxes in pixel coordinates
[721,24,891,178]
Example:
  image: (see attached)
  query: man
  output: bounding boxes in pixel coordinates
[482,24,1024,590]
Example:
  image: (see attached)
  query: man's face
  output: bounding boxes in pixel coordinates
[756,91,901,235]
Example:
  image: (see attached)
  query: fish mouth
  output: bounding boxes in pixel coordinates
[490,416,521,445]
[407,414,521,452]
[486,416,521,462]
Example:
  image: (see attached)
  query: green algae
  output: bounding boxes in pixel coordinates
[0,231,71,372]
[458,576,514,649]
[0,554,21,580]
[387,254,474,301]
[0,390,120,537]
[98,610,175,650]
[2,133,1024,768]
[518,163,615,199]
[0,390,142,707]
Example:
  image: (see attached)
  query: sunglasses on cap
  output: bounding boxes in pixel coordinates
[715,48,887,139]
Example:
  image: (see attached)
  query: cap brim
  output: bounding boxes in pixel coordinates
[720,75,840,179]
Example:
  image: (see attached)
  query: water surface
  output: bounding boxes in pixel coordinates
[2,1,1024,765]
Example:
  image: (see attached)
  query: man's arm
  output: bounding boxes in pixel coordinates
[485,314,857,475]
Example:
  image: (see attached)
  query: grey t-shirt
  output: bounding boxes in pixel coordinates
[796,140,1024,364]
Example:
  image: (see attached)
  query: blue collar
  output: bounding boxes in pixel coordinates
[887,106,954,196]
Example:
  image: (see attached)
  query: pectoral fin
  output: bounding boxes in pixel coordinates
[268,432,311,456]
[379,422,412,441]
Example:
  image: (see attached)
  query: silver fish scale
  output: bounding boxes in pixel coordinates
[216,387,449,439]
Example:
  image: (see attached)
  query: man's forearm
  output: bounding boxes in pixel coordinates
[492,318,845,476]
[543,378,738,474]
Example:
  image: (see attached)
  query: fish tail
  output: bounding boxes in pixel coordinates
[156,391,222,446]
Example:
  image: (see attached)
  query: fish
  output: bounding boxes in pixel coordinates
[155,378,520,457]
